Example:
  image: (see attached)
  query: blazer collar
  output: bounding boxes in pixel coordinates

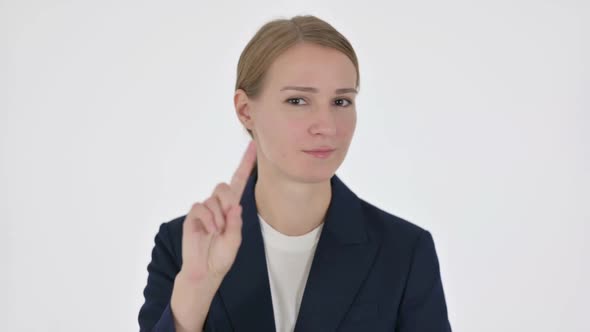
[218,169,380,331]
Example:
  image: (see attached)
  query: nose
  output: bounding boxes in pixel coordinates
[309,106,337,136]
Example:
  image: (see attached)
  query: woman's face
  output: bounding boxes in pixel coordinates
[237,42,357,183]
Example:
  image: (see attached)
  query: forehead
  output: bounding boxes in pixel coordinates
[264,43,357,89]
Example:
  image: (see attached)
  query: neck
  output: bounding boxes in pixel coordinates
[254,163,332,236]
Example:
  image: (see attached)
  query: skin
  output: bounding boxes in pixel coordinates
[234,42,358,236]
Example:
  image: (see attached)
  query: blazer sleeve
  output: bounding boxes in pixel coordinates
[138,221,213,332]
[395,230,452,332]
[138,222,181,332]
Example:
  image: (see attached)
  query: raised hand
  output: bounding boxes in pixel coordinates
[181,140,257,281]
[171,140,257,332]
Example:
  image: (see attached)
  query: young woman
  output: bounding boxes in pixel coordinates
[138,15,452,332]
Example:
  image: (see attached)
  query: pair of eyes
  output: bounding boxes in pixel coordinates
[285,97,354,108]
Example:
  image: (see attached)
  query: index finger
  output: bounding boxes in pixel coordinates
[230,140,257,200]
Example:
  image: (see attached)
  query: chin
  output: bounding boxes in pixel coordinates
[286,163,339,184]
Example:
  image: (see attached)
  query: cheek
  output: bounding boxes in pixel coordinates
[256,112,305,157]
[259,113,304,140]
[336,112,357,137]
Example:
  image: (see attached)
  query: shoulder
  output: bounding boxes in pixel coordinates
[357,198,433,251]
[151,214,187,268]
[355,198,445,290]
[163,214,186,237]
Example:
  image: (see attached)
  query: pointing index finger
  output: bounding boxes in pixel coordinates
[230,140,257,200]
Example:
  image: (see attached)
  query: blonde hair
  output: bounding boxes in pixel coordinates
[235,15,360,176]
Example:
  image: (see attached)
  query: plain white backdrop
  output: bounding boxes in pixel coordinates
[1,0,588,331]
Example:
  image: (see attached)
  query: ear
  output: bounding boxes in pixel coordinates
[234,89,255,130]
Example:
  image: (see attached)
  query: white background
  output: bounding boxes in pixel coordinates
[1,0,588,331]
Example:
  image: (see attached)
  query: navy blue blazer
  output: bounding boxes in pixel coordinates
[139,170,452,331]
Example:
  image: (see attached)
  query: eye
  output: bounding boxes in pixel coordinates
[285,97,354,107]
[334,98,353,107]
[285,97,307,106]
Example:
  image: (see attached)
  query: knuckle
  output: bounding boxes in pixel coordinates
[204,196,221,211]
[216,191,234,211]
[203,196,215,206]
[190,202,203,214]
[191,203,211,219]
[214,182,231,193]
[198,207,213,223]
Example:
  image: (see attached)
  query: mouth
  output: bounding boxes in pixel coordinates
[303,149,336,159]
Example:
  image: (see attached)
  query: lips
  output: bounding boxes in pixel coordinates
[303,146,336,153]
[304,149,335,153]
[303,148,335,158]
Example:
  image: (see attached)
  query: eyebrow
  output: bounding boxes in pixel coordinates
[280,86,358,94]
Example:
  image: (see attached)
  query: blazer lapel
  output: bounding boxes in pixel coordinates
[294,175,380,331]
[218,169,379,332]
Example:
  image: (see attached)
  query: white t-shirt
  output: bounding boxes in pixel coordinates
[258,213,324,332]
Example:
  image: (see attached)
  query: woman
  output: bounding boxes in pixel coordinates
[138,15,452,332]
